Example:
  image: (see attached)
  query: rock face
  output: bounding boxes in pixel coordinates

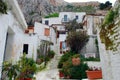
[17,0,66,25]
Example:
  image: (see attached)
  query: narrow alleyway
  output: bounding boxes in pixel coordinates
[36,43,62,80]
[36,54,61,80]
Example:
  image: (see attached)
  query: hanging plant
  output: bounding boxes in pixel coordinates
[0,0,7,14]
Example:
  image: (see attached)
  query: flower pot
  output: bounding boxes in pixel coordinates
[72,57,80,66]
[86,70,102,79]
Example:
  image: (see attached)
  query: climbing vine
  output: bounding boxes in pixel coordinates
[0,0,7,14]
[100,23,115,50]
[99,6,120,52]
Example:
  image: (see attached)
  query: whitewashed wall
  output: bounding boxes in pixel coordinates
[23,35,38,61]
[34,22,51,42]
[34,22,56,52]
[42,12,86,26]
[0,0,38,78]
[0,12,26,78]
[42,17,61,26]
[97,15,120,80]
[98,27,120,80]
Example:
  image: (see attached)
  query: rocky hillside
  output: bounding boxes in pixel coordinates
[17,0,67,25]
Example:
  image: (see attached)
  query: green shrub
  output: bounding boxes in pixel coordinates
[2,62,20,80]
[70,63,88,79]
[85,57,100,61]
[58,51,74,68]
[18,55,37,78]
[0,0,7,14]
[44,13,59,18]
[61,54,89,79]
[103,10,114,25]
[48,50,55,58]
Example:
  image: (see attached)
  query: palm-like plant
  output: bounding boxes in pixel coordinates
[2,62,20,80]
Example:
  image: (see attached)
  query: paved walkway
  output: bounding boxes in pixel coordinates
[35,54,62,80]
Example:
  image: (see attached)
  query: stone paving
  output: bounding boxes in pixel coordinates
[35,54,61,80]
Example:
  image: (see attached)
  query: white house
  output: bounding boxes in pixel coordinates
[82,14,104,58]
[0,0,37,78]
[51,24,68,53]
[42,12,86,26]
[34,22,56,54]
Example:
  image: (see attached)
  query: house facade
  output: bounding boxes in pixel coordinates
[42,12,86,26]
[34,22,56,55]
[0,0,37,78]
[82,14,104,58]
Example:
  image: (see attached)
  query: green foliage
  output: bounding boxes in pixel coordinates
[67,31,89,53]
[103,10,115,25]
[95,38,99,53]
[65,19,83,32]
[100,23,116,50]
[44,13,59,18]
[84,57,100,61]
[99,1,112,10]
[58,51,74,68]
[0,0,7,14]
[2,62,20,80]
[18,55,37,78]
[60,54,89,79]
[48,50,55,58]
[70,63,88,79]
[66,4,74,9]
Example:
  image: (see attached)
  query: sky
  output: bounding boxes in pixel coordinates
[64,0,116,5]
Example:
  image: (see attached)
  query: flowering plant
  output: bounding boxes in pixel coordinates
[88,66,101,71]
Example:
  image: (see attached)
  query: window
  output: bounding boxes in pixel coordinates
[76,15,78,20]
[64,15,67,21]
[45,20,49,25]
[23,44,28,54]
[44,28,50,36]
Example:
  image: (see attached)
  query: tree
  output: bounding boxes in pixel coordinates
[65,19,83,32]
[99,1,112,10]
[67,31,89,53]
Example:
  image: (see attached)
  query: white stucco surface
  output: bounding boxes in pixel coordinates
[42,12,86,26]
[0,0,37,78]
[34,22,56,52]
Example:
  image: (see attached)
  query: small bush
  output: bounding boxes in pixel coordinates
[70,63,88,79]
[48,50,55,58]
[61,54,89,79]
[58,51,74,68]
[85,57,100,61]
[44,13,59,18]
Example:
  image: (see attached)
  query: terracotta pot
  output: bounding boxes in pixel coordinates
[86,70,102,79]
[72,57,80,66]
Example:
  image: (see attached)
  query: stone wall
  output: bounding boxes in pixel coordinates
[97,4,120,80]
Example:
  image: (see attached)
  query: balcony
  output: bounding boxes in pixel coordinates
[61,18,70,23]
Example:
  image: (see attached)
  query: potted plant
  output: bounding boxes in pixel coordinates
[86,66,102,79]
[18,55,37,80]
[2,61,20,80]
